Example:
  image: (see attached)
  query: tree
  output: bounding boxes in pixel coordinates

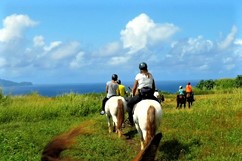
[235,75,242,88]
[196,79,215,90]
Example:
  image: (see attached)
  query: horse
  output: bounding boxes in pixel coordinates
[105,96,127,137]
[42,125,162,161]
[176,94,186,109]
[186,92,194,108]
[133,99,162,150]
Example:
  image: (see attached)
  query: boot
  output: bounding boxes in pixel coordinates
[128,111,134,126]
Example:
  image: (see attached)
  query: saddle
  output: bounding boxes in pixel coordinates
[139,87,154,98]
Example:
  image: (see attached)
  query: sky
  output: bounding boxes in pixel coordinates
[0,0,242,84]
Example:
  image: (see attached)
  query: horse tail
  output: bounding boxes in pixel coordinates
[41,126,83,161]
[145,105,156,146]
[132,133,162,161]
[117,99,124,136]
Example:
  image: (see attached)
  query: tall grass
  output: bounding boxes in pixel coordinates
[0,89,241,161]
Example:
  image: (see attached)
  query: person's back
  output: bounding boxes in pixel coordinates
[127,62,159,126]
[107,81,118,98]
[179,89,185,95]
[116,80,127,97]
[178,86,185,95]
[186,82,192,93]
[100,74,118,115]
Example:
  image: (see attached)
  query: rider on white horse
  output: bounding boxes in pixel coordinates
[100,74,119,115]
[127,62,159,126]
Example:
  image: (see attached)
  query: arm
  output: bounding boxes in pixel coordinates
[132,80,138,96]
[105,85,108,93]
[152,79,156,91]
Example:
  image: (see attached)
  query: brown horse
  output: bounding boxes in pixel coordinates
[186,92,194,108]
[42,127,162,161]
[176,94,186,109]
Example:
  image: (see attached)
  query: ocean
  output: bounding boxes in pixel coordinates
[2,80,199,97]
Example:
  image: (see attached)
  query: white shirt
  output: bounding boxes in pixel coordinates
[135,73,154,89]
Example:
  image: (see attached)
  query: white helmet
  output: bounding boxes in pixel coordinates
[179,86,183,89]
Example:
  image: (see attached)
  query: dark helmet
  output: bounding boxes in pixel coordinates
[112,74,118,81]
[139,62,148,70]
[117,80,121,84]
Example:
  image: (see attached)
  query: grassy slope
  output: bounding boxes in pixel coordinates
[0,90,241,161]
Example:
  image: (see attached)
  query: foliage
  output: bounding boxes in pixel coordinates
[196,79,215,90]
[196,75,242,90]
[214,78,235,90]
[235,75,242,88]
[0,90,242,161]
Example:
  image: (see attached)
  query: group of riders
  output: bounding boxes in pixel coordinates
[100,62,194,126]
[100,62,160,126]
[178,82,195,101]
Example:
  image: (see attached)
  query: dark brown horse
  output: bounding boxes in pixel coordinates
[176,94,186,109]
[186,92,194,108]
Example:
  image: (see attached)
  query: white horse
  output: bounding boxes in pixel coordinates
[133,99,162,150]
[105,96,127,137]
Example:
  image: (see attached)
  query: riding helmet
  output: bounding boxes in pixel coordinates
[117,80,121,84]
[139,62,148,70]
[179,86,183,89]
[112,74,118,81]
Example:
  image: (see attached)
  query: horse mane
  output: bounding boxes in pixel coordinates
[41,126,84,161]
[145,105,156,146]
[117,99,124,135]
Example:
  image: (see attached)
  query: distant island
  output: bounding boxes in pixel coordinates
[0,78,33,87]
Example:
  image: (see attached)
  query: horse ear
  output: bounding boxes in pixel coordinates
[132,133,162,161]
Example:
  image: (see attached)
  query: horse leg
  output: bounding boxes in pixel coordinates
[113,122,116,133]
[107,115,112,133]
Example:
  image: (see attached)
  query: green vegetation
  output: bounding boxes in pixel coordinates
[0,89,241,161]
[196,75,242,90]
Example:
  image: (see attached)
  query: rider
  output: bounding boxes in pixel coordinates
[100,74,119,115]
[185,82,194,101]
[116,79,127,97]
[178,85,185,95]
[127,62,159,125]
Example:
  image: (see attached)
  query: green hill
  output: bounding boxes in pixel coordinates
[0,78,32,87]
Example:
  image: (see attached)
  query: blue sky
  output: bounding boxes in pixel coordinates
[0,0,241,84]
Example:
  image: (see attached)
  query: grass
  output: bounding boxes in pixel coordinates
[0,89,241,161]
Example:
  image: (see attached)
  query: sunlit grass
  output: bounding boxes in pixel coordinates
[0,89,241,160]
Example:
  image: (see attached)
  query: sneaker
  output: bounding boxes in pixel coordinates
[100,110,105,115]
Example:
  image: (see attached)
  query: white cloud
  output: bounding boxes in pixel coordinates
[109,56,130,65]
[33,35,45,47]
[218,25,237,50]
[44,41,62,52]
[0,13,241,83]
[234,39,242,45]
[169,36,214,61]
[70,51,85,68]
[0,14,37,42]
[98,42,121,56]
[120,13,179,54]
[50,41,80,60]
